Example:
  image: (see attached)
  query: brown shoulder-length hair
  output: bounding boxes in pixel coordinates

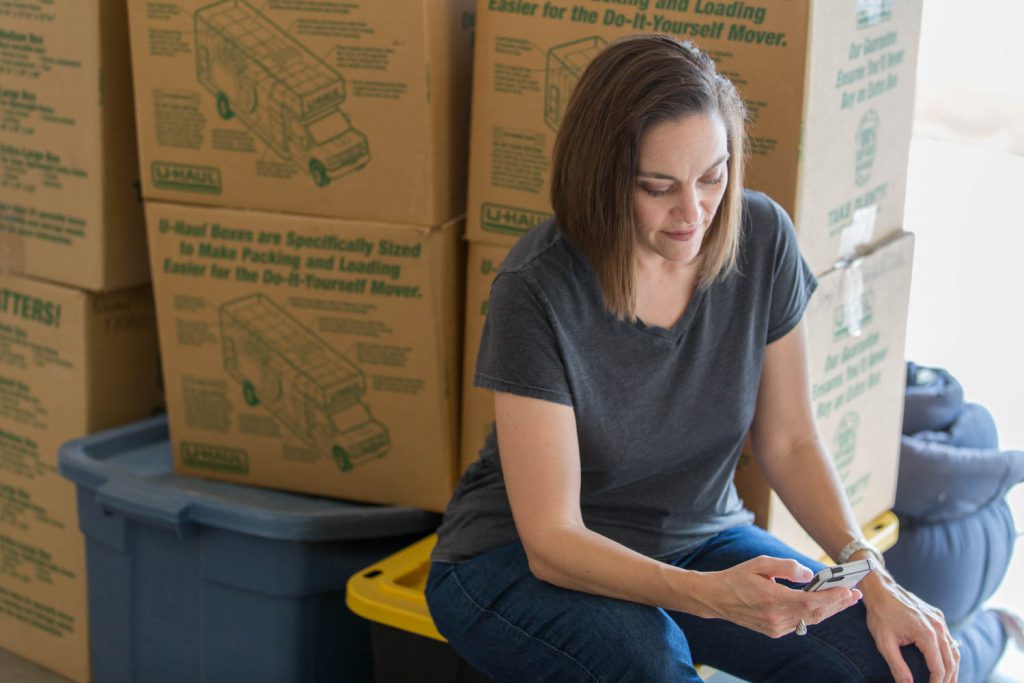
[550,34,747,321]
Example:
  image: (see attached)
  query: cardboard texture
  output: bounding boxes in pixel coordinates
[459,241,509,472]
[0,275,163,682]
[0,0,149,292]
[145,201,463,511]
[735,231,915,559]
[464,0,921,275]
[127,0,475,226]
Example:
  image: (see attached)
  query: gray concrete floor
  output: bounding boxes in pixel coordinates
[0,647,72,683]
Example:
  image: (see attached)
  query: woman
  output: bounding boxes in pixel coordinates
[427,34,960,682]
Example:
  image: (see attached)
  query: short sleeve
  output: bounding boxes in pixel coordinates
[766,202,818,344]
[474,272,573,405]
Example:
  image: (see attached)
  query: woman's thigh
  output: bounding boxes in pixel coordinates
[671,524,932,683]
[426,542,703,683]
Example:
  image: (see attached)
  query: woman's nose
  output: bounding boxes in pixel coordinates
[671,187,702,226]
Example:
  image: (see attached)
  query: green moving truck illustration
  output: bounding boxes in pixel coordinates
[544,36,606,131]
[220,293,390,472]
[195,0,370,187]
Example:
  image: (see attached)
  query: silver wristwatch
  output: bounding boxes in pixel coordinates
[837,538,885,567]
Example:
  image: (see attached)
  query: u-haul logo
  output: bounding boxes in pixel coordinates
[152,161,223,195]
[181,441,249,474]
[481,204,551,236]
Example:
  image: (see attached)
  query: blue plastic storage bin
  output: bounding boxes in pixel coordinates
[58,415,440,683]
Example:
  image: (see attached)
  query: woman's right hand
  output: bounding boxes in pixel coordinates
[693,555,863,638]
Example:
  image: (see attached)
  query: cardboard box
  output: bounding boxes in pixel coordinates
[0,276,163,682]
[459,241,509,472]
[145,201,463,511]
[735,230,915,558]
[127,0,475,226]
[465,0,921,275]
[0,1,148,291]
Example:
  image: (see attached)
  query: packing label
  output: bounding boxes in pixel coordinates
[0,0,74,137]
[0,585,77,640]
[0,15,91,257]
[0,480,64,535]
[0,0,149,291]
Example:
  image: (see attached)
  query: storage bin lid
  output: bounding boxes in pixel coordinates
[58,415,440,541]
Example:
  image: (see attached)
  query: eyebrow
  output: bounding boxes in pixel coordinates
[637,153,730,180]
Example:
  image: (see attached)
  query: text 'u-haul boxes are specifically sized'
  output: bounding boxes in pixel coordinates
[0,1,148,291]
[459,241,510,473]
[466,0,922,275]
[735,230,915,559]
[0,276,163,682]
[127,0,475,226]
[146,201,464,511]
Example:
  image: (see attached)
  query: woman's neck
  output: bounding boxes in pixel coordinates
[634,257,702,329]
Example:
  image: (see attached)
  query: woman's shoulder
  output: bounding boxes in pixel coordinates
[741,189,789,232]
[489,218,598,315]
[498,218,568,275]
[496,219,593,299]
[739,189,797,254]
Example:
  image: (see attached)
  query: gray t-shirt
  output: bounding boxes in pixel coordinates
[432,190,817,564]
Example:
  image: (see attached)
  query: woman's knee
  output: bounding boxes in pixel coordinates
[777,604,933,683]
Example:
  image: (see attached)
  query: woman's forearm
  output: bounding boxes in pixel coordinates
[522,522,715,618]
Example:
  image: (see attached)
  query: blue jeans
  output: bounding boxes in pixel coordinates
[426,525,935,682]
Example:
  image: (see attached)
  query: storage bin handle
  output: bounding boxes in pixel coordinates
[95,480,198,538]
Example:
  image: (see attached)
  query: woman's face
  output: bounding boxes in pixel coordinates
[633,113,729,269]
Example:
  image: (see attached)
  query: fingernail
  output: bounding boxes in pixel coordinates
[852,589,863,600]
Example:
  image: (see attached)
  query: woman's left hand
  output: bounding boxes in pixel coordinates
[859,567,960,683]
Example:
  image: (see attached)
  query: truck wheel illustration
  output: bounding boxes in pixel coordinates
[332,445,354,472]
[309,159,330,187]
[242,381,260,406]
[216,92,234,120]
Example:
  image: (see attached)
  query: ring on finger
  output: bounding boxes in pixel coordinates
[948,638,961,651]
[795,619,808,636]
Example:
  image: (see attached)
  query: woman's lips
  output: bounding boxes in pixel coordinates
[665,228,697,241]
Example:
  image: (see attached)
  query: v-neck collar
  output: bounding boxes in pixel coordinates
[556,228,710,343]
[631,284,708,341]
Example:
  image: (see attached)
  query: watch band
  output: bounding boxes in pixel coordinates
[837,538,885,567]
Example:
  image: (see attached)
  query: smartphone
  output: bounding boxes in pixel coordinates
[802,558,877,592]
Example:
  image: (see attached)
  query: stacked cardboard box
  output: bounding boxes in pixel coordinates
[144,203,463,512]
[734,232,915,558]
[0,0,147,291]
[0,278,163,682]
[458,0,922,554]
[127,0,476,510]
[128,0,474,227]
[0,3,164,679]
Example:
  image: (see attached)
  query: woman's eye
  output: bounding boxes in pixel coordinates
[641,186,671,197]
[700,174,724,186]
